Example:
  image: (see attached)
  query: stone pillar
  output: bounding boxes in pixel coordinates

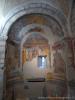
[0,36,7,100]
[72,38,75,68]
[64,37,75,98]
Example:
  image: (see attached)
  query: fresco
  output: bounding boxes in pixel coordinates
[52,42,66,74]
[22,46,49,63]
[50,41,68,97]
[53,50,66,74]
[5,39,75,99]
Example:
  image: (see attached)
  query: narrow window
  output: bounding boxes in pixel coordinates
[38,56,47,68]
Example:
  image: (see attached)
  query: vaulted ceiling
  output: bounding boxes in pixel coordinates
[8,14,64,43]
[0,0,74,43]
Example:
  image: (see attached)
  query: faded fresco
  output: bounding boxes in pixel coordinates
[5,40,69,99]
[0,0,75,99]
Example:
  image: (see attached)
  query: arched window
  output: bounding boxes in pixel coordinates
[38,56,47,68]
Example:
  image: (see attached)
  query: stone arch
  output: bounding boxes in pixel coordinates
[18,24,49,40]
[21,31,51,48]
[7,13,66,45]
[0,1,68,78]
[12,23,62,43]
[1,1,68,38]
[3,9,67,74]
[0,2,69,99]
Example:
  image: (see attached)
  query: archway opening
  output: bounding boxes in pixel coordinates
[4,13,68,99]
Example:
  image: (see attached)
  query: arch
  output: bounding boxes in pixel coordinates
[7,13,66,44]
[14,23,60,42]
[0,1,75,99]
[19,31,52,70]
[1,1,68,38]
[21,32,51,47]
[18,24,51,39]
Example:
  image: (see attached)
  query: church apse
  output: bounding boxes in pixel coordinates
[4,13,75,99]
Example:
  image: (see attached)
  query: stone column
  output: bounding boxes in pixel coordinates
[64,37,75,98]
[0,36,7,100]
[72,38,75,68]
